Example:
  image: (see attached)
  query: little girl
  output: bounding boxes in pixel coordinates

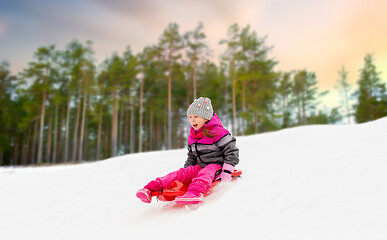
[136,97,239,204]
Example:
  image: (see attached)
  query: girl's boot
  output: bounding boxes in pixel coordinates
[175,191,204,204]
[136,188,152,203]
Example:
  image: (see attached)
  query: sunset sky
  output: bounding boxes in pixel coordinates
[1,0,387,108]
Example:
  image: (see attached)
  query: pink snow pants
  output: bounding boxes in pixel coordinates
[144,164,222,194]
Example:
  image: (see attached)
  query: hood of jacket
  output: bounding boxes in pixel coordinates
[187,113,230,145]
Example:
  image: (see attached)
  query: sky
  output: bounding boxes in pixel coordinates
[1,0,387,108]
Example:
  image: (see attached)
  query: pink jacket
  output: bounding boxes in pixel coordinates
[184,113,239,168]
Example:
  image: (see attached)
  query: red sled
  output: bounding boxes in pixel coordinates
[151,169,242,202]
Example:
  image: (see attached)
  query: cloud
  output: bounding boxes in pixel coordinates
[89,0,265,35]
[3,0,386,95]
[87,0,267,61]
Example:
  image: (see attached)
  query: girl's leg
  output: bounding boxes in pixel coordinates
[187,164,222,194]
[144,165,202,192]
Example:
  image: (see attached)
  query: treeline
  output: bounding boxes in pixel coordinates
[1,22,387,166]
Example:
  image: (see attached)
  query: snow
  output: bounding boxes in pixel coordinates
[1,117,387,240]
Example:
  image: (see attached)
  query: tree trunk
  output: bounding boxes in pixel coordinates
[139,76,144,152]
[83,116,88,161]
[22,129,30,165]
[253,79,258,133]
[37,82,47,164]
[149,105,153,151]
[130,96,135,153]
[72,88,81,162]
[167,50,172,150]
[344,88,351,124]
[118,92,125,154]
[241,61,248,134]
[57,103,65,163]
[302,95,307,125]
[111,87,118,157]
[104,123,109,158]
[52,102,59,163]
[224,74,230,129]
[156,121,161,150]
[232,58,237,135]
[193,58,197,99]
[124,95,130,153]
[297,102,302,125]
[30,118,39,165]
[46,111,52,164]
[96,96,104,160]
[79,75,88,161]
[64,90,72,163]
[12,135,19,165]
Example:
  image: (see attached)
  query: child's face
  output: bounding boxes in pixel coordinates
[189,115,207,130]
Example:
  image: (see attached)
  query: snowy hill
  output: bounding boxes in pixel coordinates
[1,117,387,240]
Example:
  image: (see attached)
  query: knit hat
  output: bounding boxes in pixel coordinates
[187,97,214,120]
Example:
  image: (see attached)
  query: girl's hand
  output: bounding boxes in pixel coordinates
[219,163,234,182]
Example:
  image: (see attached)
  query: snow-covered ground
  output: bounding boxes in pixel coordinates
[1,117,387,240]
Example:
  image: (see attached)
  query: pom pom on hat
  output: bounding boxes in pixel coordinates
[187,97,214,120]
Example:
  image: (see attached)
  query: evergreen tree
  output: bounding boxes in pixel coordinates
[17,78,41,165]
[158,23,183,149]
[122,47,138,153]
[237,25,278,133]
[22,45,58,164]
[307,108,342,124]
[184,22,209,100]
[0,60,17,165]
[237,25,257,116]
[354,53,387,123]
[107,53,125,157]
[0,24,364,166]
[221,23,279,134]
[138,45,168,151]
[197,60,225,109]
[95,65,110,160]
[78,42,95,161]
[171,61,188,149]
[335,66,352,124]
[62,40,93,163]
[220,23,240,135]
[278,71,294,128]
[293,70,328,125]
[246,53,278,133]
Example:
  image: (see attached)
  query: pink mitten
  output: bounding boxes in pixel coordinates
[219,163,234,182]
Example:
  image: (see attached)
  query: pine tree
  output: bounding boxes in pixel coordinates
[22,45,58,164]
[95,67,109,160]
[78,42,95,161]
[293,70,327,125]
[354,53,387,123]
[138,45,167,151]
[335,66,352,124]
[278,72,294,128]
[0,60,17,165]
[122,47,137,153]
[107,54,125,157]
[159,23,183,149]
[220,23,240,135]
[307,108,342,124]
[184,22,208,100]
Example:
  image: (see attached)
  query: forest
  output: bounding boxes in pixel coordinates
[1,22,387,166]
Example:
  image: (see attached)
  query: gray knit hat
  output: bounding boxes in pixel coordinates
[187,97,214,120]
